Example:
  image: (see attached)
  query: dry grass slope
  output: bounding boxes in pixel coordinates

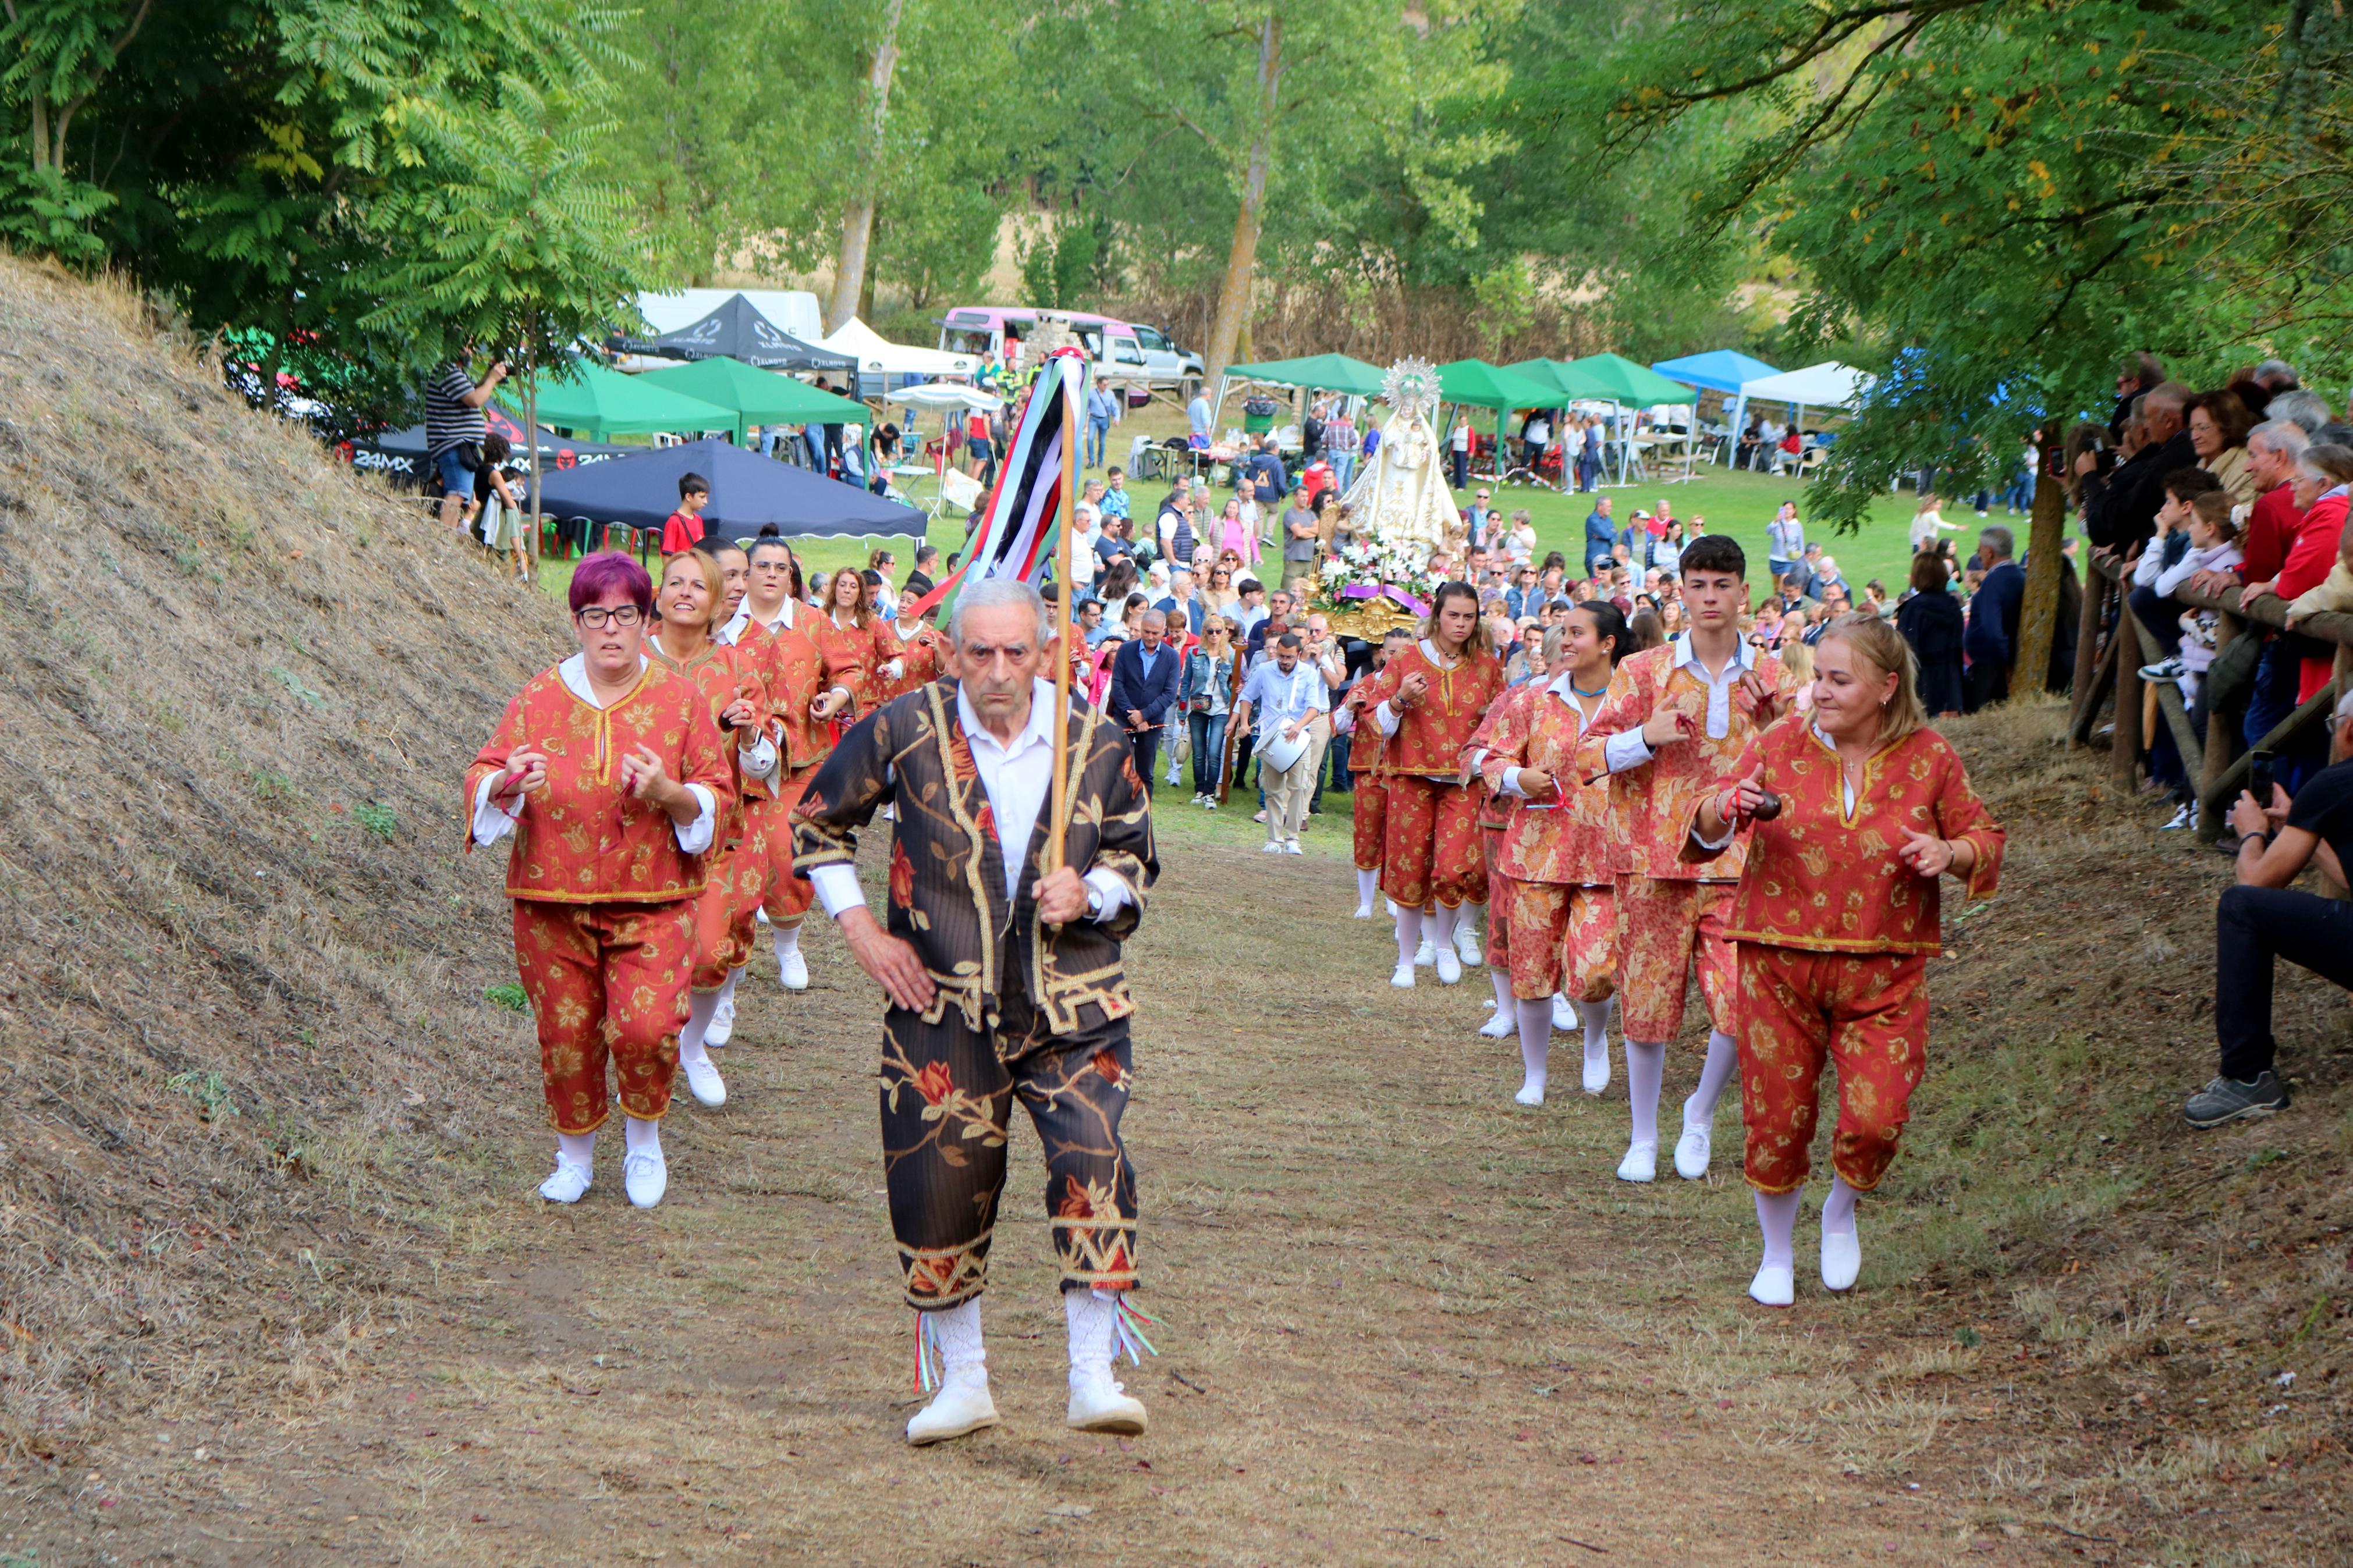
[0,258,564,1460]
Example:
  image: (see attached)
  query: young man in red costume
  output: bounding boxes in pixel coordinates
[464,553,733,1209]
[1355,582,1504,988]
[1694,614,2002,1304]
[1575,534,1786,1184]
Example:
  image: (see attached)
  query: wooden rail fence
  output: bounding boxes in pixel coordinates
[2071,552,2353,840]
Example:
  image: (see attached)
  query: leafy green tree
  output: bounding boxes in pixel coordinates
[0,0,643,435]
[1593,0,2351,686]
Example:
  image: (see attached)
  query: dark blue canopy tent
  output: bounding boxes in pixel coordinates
[534,438,927,545]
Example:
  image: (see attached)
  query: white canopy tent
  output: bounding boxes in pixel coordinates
[888,382,1001,413]
[1730,361,1875,435]
[822,318,978,387]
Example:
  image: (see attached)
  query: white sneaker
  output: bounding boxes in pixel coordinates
[1551,994,1577,1032]
[1390,962,1415,989]
[907,1377,999,1446]
[1478,1008,1515,1039]
[1454,925,1482,966]
[623,1146,668,1208]
[1284,841,1304,855]
[683,1055,727,1108]
[1413,936,1436,968]
[1433,946,1462,985]
[1582,1048,1611,1096]
[777,950,810,991]
[1749,1264,1795,1307]
[1616,1140,1658,1183]
[538,1160,591,1204]
[1514,1080,1545,1107]
[1067,1368,1148,1435]
[1673,1122,1712,1181]
[1353,903,1374,920]
[1261,841,1284,854]
[704,990,736,1048]
[1821,1228,1862,1292]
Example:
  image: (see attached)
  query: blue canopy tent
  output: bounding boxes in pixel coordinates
[1650,350,1780,394]
[535,438,927,557]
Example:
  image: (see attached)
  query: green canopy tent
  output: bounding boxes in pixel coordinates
[1212,352,1389,440]
[1518,354,1696,486]
[635,356,872,446]
[1435,360,1563,484]
[502,360,734,441]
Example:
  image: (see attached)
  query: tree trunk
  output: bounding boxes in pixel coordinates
[2014,430,2067,693]
[1201,10,1282,388]
[826,0,907,336]
[526,340,542,579]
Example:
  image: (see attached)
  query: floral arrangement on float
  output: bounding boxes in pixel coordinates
[1307,535,1438,637]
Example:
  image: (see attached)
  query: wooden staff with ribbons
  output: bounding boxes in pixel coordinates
[1046,359,1081,872]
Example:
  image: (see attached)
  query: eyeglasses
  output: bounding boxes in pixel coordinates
[574,605,645,629]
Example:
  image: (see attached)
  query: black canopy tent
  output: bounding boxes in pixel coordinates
[534,438,926,544]
[616,293,856,375]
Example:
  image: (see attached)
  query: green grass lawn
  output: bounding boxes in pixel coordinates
[530,401,2035,603]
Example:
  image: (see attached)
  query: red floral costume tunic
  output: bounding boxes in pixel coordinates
[808,611,902,716]
[464,662,732,1131]
[1687,718,2005,1194]
[648,638,768,989]
[1573,639,1787,1041]
[882,620,949,701]
[1478,680,1619,1002]
[1356,640,1505,908]
[1460,683,1541,968]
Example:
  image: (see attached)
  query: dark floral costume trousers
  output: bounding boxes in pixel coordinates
[881,970,1139,1310]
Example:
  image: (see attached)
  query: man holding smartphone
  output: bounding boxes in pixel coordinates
[2188,691,2353,1126]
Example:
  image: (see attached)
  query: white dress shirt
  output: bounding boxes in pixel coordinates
[813,678,1131,923]
[1601,631,1759,773]
[472,653,717,853]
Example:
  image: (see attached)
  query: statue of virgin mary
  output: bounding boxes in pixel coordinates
[1339,358,1459,562]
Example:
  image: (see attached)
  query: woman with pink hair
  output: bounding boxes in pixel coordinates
[464,553,734,1210]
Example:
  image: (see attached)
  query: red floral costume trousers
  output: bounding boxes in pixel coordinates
[1736,945,1929,1194]
[1497,879,1617,1003]
[879,976,1139,1311]
[1379,776,1488,910]
[746,767,819,933]
[1614,874,1737,1043]
[689,828,761,991]
[1353,776,1389,873]
[511,899,694,1133]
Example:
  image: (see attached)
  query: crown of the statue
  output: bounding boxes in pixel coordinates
[1382,357,1439,419]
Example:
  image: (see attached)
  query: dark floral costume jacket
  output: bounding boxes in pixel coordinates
[791,680,1158,1040]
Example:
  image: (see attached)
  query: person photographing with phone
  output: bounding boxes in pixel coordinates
[2185,689,2353,1128]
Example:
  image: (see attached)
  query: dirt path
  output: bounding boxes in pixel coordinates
[25,819,2055,1565]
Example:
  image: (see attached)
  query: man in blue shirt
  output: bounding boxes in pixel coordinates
[1187,389,1213,445]
[1582,497,1615,574]
[1231,632,1332,854]
[1961,524,2027,711]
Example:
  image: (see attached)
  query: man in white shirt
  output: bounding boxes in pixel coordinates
[1233,632,1332,853]
[790,578,1159,1450]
